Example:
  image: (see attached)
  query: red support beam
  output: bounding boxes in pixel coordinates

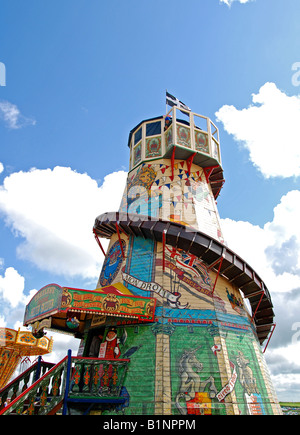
[93,229,106,257]
[208,256,223,271]
[211,257,224,295]
[186,152,196,176]
[115,222,125,259]
[263,323,276,353]
[203,165,218,184]
[213,181,225,199]
[251,290,264,323]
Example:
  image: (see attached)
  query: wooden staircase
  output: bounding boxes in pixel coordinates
[0,351,130,415]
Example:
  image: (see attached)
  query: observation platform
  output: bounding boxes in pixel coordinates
[127,106,225,199]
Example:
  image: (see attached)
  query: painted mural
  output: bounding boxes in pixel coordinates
[11,114,280,416]
[99,239,127,287]
[86,320,279,415]
[89,118,281,415]
[92,229,280,415]
[119,159,224,243]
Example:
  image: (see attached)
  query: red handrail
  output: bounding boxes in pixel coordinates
[0,355,68,415]
[0,361,38,397]
[71,356,130,362]
[0,355,131,415]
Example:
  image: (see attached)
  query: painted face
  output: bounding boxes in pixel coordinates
[107,330,117,340]
[139,171,151,184]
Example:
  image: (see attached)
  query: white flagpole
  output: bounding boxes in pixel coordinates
[165,89,168,114]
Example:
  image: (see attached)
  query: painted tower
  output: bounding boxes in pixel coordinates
[93,105,281,415]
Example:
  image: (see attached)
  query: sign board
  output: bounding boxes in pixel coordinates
[24,284,62,325]
[24,283,156,327]
[98,341,107,358]
[61,286,156,322]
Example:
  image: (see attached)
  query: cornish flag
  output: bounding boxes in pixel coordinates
[166,91,191,112]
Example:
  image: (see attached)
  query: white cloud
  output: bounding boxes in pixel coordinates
[0,314,6,327]
[265,190,300,273]
[265,342,300,402]
[41,331,80,364]
[0,166,127,280]
[216,82,300,178]
[0,100,36,129]
[221,190,300,295]
[220,190,300,395]
[13,320,25,330]
[0,162,3,174]
[0,267,26,308]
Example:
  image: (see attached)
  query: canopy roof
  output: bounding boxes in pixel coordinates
[23,283,156,336]
[0,328,53,389]
[0,328,53,356]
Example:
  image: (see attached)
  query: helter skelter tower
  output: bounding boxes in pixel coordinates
[93,102,282,415]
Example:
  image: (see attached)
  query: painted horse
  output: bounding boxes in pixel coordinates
[175,347,218,415]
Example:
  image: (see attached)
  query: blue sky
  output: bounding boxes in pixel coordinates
[1,0,300,401]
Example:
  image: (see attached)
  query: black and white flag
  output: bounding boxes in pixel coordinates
[166,91,191,112]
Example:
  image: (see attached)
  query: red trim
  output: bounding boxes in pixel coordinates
[71,356,130,362]
[61,285,155,302]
